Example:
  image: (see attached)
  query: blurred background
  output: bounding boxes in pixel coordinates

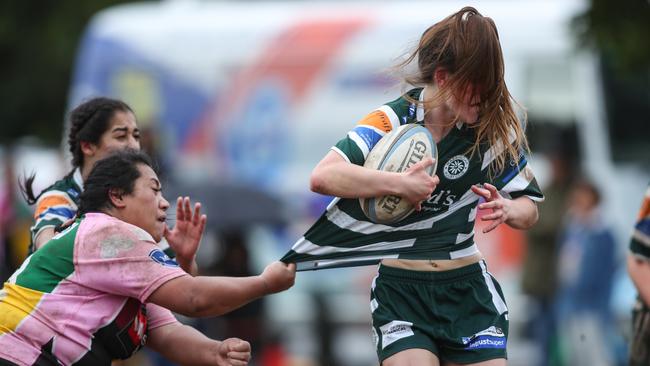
[1,0,648,365]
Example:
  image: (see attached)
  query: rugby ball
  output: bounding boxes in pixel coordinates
[360,124,437,224]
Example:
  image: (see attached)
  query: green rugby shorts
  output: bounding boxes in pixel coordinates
[370,260,508,364]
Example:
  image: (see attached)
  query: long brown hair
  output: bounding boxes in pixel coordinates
[399,6,528,174]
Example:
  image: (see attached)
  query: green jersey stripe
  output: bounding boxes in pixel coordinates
[16,223,78,293]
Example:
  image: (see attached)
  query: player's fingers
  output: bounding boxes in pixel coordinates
[228,359,249,366]
[418,157,434,168]
[176,197,184,221]
[183,197,192,219]
[227,339,251,352]
[471,185,490,199]
[478,201,501,210]
[414,201,422,211]
[485,183,500,197]
[192,202,201,225]
[198,214,207,234]
[227,351,251,361]
[483,220,501,233]
[481,211,503,221]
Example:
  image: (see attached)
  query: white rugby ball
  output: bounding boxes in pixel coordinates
[360,124,437,224]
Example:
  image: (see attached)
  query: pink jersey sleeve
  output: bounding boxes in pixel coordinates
[146,303,179,330]
[75,213,187,302]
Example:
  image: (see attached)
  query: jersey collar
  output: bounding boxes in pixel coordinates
[72,167,84,191]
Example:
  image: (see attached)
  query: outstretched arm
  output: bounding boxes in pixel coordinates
[148,322,251,366]
[472,183,539,233]
[148,261,296,318]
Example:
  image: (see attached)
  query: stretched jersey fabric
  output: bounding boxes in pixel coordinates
[282,88,544,270]
[0,213,185,365]
[630,184,650,260]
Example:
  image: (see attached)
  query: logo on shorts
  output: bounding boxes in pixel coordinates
[443,155,470,180]
[148,249,179,267]
[461,326,506,350]
[379,321,414,349]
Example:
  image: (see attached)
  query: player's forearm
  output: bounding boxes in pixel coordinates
[310,159,401,198]
[628,255,650,305]
[148,323,221,365]
[186,275,268,317]
[505,196,538,230]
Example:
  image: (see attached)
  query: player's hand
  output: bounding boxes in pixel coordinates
[401,157,439,211]
[216,338,251,366]
[261,261,296,294]
[164,197,207,269]
[471,183,512,233]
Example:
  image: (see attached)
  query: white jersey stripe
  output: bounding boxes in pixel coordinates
[325,188,479,234]
[450,243,480,259]
[455,231,475,244]
[330,146,351,163]
[298,254,399,271]
[633,231,650,247]
[479,261,508,315]
[348,131,370,158]
[481,129,516,171]
[291,237,416,255]
[468,207,477,222]
[370,298,378,313]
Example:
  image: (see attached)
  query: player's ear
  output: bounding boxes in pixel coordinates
[434,68,449,87]
[108,188,127,209]
[80,141,98,157]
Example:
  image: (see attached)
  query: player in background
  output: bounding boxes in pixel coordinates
[283,7,543,366]
[20,97,197,274]
[0,150,296,365]
[17,97,204,362]
[627,184,650,366]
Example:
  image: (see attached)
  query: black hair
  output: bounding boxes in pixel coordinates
[21,97,134,205]
[78,149,155,216]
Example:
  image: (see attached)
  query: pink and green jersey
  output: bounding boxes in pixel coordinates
[0,213,187,365]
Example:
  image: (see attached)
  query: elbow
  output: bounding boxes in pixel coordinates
[178,282,219,318]
[309,170,328,194]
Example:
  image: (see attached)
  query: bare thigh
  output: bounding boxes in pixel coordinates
[382,348,440,366]
[443,358,507,366]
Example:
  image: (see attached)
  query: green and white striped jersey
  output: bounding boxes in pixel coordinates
[282,88,544,270]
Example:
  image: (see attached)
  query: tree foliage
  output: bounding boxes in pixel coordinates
[0,0,147,145]
[574,0,650,74]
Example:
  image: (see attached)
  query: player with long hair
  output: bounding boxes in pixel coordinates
[283,7,543,365]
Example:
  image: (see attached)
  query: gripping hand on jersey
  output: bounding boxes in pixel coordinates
[164,196,207,275]
[471,183,511,233]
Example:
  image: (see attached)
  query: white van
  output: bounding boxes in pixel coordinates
[68,1,647,364]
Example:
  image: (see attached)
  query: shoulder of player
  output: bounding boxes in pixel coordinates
[357,88,423,133]
[78,213,156,246]
[36,176,81,204]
